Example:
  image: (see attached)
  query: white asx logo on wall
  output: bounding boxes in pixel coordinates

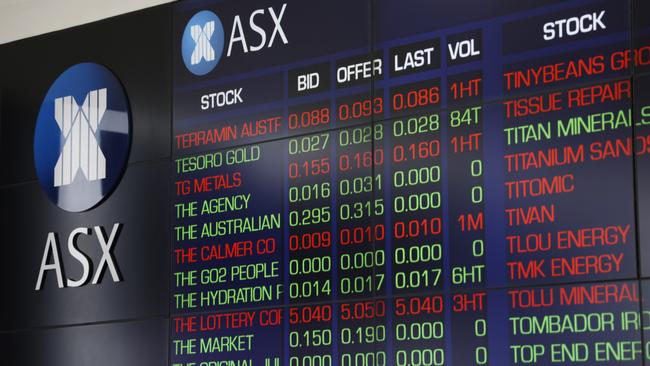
[32,63,132,291]
[33,63,131,212]
[53,88,108,187]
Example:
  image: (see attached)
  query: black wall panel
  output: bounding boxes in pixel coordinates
[0,318,168,366]
[0,160,170,330]
[0,10,173,366]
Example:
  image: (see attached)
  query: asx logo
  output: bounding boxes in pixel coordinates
[32,63,131,291]
[33,63,130,213]
[53,88,108,187]
[182,3,289,76]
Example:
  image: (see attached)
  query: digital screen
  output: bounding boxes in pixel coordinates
[171,0,650,364]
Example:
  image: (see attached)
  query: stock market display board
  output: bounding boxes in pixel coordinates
[171,0,650,364]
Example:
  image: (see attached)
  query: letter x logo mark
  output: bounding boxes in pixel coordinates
[190,21,215,65]
[53,88,107,187]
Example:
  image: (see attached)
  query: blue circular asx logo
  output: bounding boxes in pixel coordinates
[33,63,131,212]
[182,10,225,76]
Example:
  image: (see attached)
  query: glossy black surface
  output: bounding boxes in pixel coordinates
[0,318,168,365]
[0,161,170,330]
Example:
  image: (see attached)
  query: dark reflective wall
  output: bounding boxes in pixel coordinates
[0,4,173,366]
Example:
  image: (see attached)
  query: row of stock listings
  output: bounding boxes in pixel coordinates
[171,0,650,365]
